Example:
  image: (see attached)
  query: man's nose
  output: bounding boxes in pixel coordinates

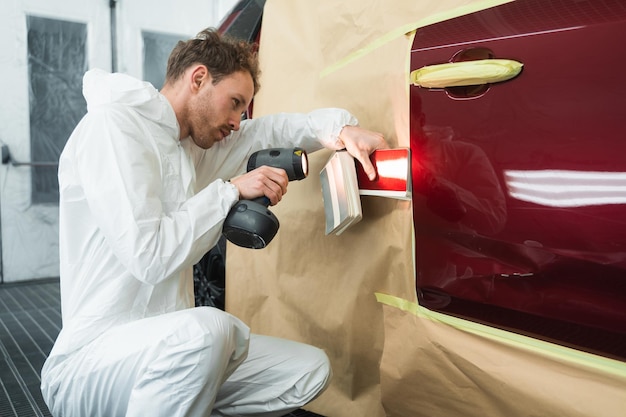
[229,114,241,131]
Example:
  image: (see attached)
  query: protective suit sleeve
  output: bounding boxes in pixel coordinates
[193,108,358,189]
[70,105,238,285]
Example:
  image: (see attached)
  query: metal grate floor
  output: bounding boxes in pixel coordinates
[0,279,59,417]
[0,279,324,417]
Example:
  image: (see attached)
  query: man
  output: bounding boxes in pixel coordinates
[41,28,386,417]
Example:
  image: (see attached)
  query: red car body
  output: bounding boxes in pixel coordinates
[219,0,626,361]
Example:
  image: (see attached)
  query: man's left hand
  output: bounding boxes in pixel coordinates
[338,125,388,180]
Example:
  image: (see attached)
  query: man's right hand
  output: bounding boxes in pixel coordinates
[229,166,289,206]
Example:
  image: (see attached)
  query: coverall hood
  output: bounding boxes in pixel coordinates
[83,68,179,138]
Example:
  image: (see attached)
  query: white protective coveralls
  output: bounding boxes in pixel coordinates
[41,69,357,417]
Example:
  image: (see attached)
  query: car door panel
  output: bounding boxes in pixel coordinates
[410,0,626,359]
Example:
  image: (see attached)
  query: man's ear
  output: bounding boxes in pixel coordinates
[190,65,211,92]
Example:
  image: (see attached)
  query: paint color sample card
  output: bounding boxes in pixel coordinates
[356,148,411,200]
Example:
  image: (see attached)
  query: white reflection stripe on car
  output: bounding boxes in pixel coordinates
[504,169,626,207]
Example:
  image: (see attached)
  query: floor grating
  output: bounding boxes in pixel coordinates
[0,279,59,417]
[0,279,324,417]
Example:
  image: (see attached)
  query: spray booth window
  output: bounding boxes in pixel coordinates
[27,15,87,204]
[143,31,186,90]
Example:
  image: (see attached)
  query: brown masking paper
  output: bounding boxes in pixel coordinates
[225,1,626,416]
[378,297,626,417]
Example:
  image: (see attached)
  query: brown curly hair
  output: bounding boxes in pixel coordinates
[165,28,260,94]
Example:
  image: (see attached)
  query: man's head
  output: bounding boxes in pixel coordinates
[161,28,260,148]
[165,28,260,94]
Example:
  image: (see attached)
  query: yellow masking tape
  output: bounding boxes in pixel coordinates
[405,30,416,97]
[411,59,524,88]
[320,0,514,78]
[375,292,626,379]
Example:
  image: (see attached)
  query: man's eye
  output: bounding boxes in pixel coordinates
[233,98,240,107]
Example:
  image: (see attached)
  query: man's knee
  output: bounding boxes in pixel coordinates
[292,344,333,404]
[184,307,250,361]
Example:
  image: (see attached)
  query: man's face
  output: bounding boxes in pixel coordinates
[188,70,254,149]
